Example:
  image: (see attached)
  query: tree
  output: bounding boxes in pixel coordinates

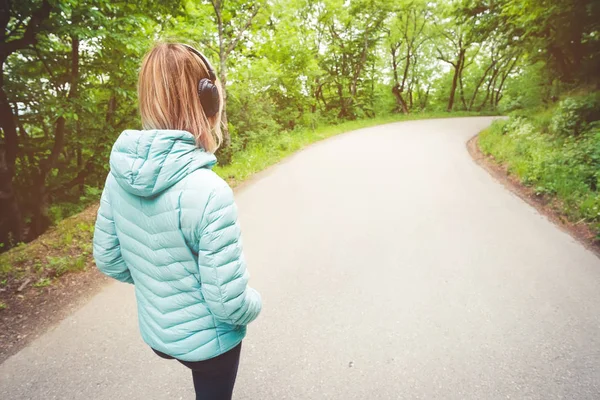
[3,0,595,250]
[169,0,268,164]
[387,0,429,113]
[0,0,53,244]
[460,0,600,89]
[1,0,180,246]
[432,1,478,112]
[311,0,390,119]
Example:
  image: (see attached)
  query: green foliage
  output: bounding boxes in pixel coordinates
[48,186,104,224]
[33,277,52,288]
[46,255,87,276]
[550,93,600,136]
[0,205,97,290]
[1,0,181,245]
[503,0,599,85]
[1,0,598,251]
[463,0,599,87]
[480,94,600,238]
[499,62,550,112]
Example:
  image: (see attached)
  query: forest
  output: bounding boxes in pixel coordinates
[0,0,599,251]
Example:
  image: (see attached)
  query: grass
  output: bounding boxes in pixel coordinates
[479,110,600,239]
[0,206,97,295]
[33,277,53,288]
[0,111,486,301]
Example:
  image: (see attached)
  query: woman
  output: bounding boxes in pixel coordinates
[92,42,262,399]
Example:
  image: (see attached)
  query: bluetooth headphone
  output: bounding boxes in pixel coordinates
[181,44,220,118]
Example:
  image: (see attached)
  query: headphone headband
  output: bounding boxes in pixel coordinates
[181,44,217,82]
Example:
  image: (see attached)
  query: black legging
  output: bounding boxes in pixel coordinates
[153,343,242,400]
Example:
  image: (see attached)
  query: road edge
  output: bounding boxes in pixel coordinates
[467,133,600,259]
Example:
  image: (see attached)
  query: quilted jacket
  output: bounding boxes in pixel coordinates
[92,129,262,361]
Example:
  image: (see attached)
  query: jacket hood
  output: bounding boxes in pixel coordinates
[109,129,217,197]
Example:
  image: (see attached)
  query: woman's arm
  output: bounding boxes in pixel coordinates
[197,184,262,326]
[92,183,134,284]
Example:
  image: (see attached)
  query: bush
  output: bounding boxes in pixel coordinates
[479,96,600,240]
[550,93,600,136]
[48,186,103,225]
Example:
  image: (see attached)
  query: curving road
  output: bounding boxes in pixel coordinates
[2,117,600,399]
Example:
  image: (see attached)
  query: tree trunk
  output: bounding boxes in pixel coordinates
[392,84,409,114]
[479,68,500,111]
[458,69,467,110]
[370,60,375,113]
[217,52,232,162]
[0,148,22,246]
[213,5,232,165]
[408,79,414,110]
[401,49,412,113]
[401,49,411,92]
[390,45,403,113]
[0,0,53,246]
[313,79,325,113]
[447,65,459,112]
[390,43,412,114]
[390,45,400,87]
[469,60,496,110]
[493,56,518,109]
[337,80,349,118]
[31,34,79,235]
[0,62,23,245]
[422,87,430,110]
[447,49,465,112]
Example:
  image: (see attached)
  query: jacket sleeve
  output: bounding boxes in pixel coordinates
[197,184,262,326]
[92,185,134,284]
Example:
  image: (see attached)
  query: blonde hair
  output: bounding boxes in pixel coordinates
[138,42,223,153]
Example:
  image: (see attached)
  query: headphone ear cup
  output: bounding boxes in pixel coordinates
[198,78,220,118]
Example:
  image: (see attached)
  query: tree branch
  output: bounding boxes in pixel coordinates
[210,0,222,28]
[33,45,57,82]
[5,18,25,39]
[40,34,78,178]
[0,0,11,44]
[200,39,218,55]
[436,47,455,67]
[226,4,261,56]
[0,0,52,58]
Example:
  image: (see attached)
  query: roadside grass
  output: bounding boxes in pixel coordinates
[0,206,97,295]
[0,111,486,301]
[479,111,600,240]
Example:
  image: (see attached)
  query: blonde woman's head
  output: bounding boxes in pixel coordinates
[138,42,223,153]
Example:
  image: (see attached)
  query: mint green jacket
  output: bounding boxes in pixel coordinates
[93,129,261,361]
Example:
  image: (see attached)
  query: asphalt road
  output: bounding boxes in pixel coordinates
[2,117,600,400]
